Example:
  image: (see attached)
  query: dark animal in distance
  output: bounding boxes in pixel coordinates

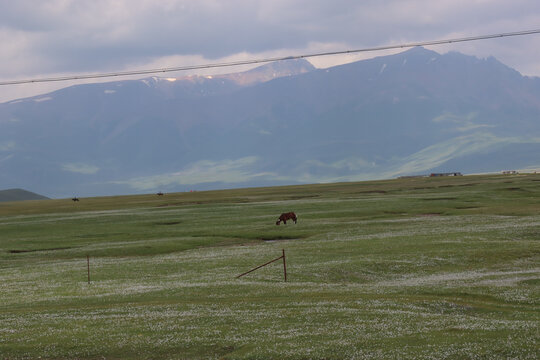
[276,212,297,225]
[72,197,79,202]
[157,192,164,196]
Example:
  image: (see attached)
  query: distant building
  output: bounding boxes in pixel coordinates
[429,172,463,177]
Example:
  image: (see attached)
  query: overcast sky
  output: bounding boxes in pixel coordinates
[1,0,540,103]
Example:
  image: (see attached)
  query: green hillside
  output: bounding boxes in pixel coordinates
[0,188,49,202]
[0,174,538,359]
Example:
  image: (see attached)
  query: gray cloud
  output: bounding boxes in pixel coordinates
[1,0,540,102]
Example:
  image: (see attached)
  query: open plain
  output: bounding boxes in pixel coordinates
[0,174,539,359]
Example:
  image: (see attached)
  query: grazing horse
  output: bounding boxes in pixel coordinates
[72,197,79,202]
[276,212,297,225]
[157,192,164,196]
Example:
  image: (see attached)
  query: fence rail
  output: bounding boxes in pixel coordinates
[236,249,287,282]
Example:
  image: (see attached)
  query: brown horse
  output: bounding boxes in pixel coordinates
[276,212,297,225]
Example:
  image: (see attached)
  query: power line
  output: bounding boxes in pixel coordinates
[1,28,540,86]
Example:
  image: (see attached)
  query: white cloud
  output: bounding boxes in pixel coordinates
[62,163,100,174]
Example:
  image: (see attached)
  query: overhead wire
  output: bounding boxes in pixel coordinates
[1,28,540,86]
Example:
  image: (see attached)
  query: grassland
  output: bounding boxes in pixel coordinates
[0,174,538,359]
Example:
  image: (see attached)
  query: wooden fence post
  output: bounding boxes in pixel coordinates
[282,249,287,282]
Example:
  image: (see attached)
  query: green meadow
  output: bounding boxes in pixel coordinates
[0,174,538,359]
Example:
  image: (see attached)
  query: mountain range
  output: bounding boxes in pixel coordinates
[1,47,539,198]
